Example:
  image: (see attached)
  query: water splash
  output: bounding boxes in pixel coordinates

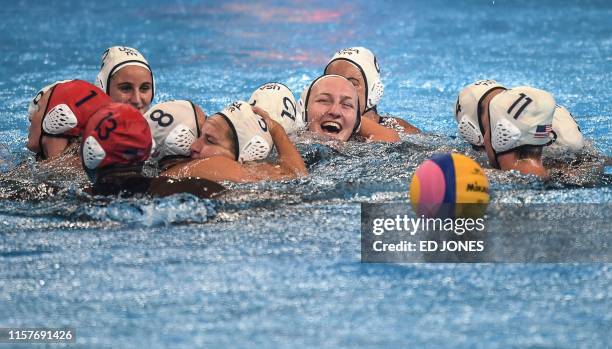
[80,194,217,227]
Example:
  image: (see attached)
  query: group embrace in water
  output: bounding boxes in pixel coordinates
[24,45,591,197]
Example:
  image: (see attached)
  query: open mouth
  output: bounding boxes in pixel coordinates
[321,121,342,134]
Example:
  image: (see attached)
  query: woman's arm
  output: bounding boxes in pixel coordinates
[162,156,258,182]
[358,117,401,142]
[163,107,307,183]
[392,117,421,134]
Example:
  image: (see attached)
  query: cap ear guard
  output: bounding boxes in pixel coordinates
[455,80,505,146]
[240,135,272,162]
[297,97,307,126]
[368,80,384,109]
[220,101,274,162]
[28,90,45,117]
[82,135,107,170]
[164,124,197,157]
[491,118,522,152]
[42,104,79,135]
[368,80,385,108]
[458,116,484,146]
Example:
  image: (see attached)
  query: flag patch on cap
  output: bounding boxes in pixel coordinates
[534,124,552,138]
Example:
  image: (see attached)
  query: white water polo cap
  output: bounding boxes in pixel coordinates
[298,75,361,134]
[95,46,154,99]
[551,104,584,152]
[144,100,202,161]
[27,80,72,119]
[455,80,506,146]
[217,101,273,162]
[325,47,384,112]
[248,82,300,135]
[488,86,555,153]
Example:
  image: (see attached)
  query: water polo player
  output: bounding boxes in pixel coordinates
[478,86,557,178]
[162,101,307,182]
[27,80,111,161]
[249,82,301,135]
[324,47,420,134]
[144,100,207,170]
[455,80,584,152]
[298,75,400,142]
[96,46,154,114]
[81,102,223,197]
[81,103,152,190]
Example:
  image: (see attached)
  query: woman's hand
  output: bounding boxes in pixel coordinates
[252,105,281,134]
[251,105,307,177]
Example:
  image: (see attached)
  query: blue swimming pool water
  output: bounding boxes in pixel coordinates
[1,0,611,348]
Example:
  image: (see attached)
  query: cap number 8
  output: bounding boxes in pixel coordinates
[149,109,174,127]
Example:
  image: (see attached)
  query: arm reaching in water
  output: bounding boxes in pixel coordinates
[392,117,420,134]
[358,117,401,142]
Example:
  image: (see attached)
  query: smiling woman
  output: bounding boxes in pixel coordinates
[95,46,155,114]
[299,75,400,142]
[299,74,360,141]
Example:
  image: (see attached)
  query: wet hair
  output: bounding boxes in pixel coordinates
[223,120,238,159]
[515,145,543,160]
[90,164,148,196]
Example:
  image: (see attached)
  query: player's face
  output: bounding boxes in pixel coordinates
[190,115,236,160]
[306,76,359,142]
[108,66,153,114]
[325,60,366,115]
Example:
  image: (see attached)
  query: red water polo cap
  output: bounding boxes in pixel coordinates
[81,103,152,172]
[42,80,112,139]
